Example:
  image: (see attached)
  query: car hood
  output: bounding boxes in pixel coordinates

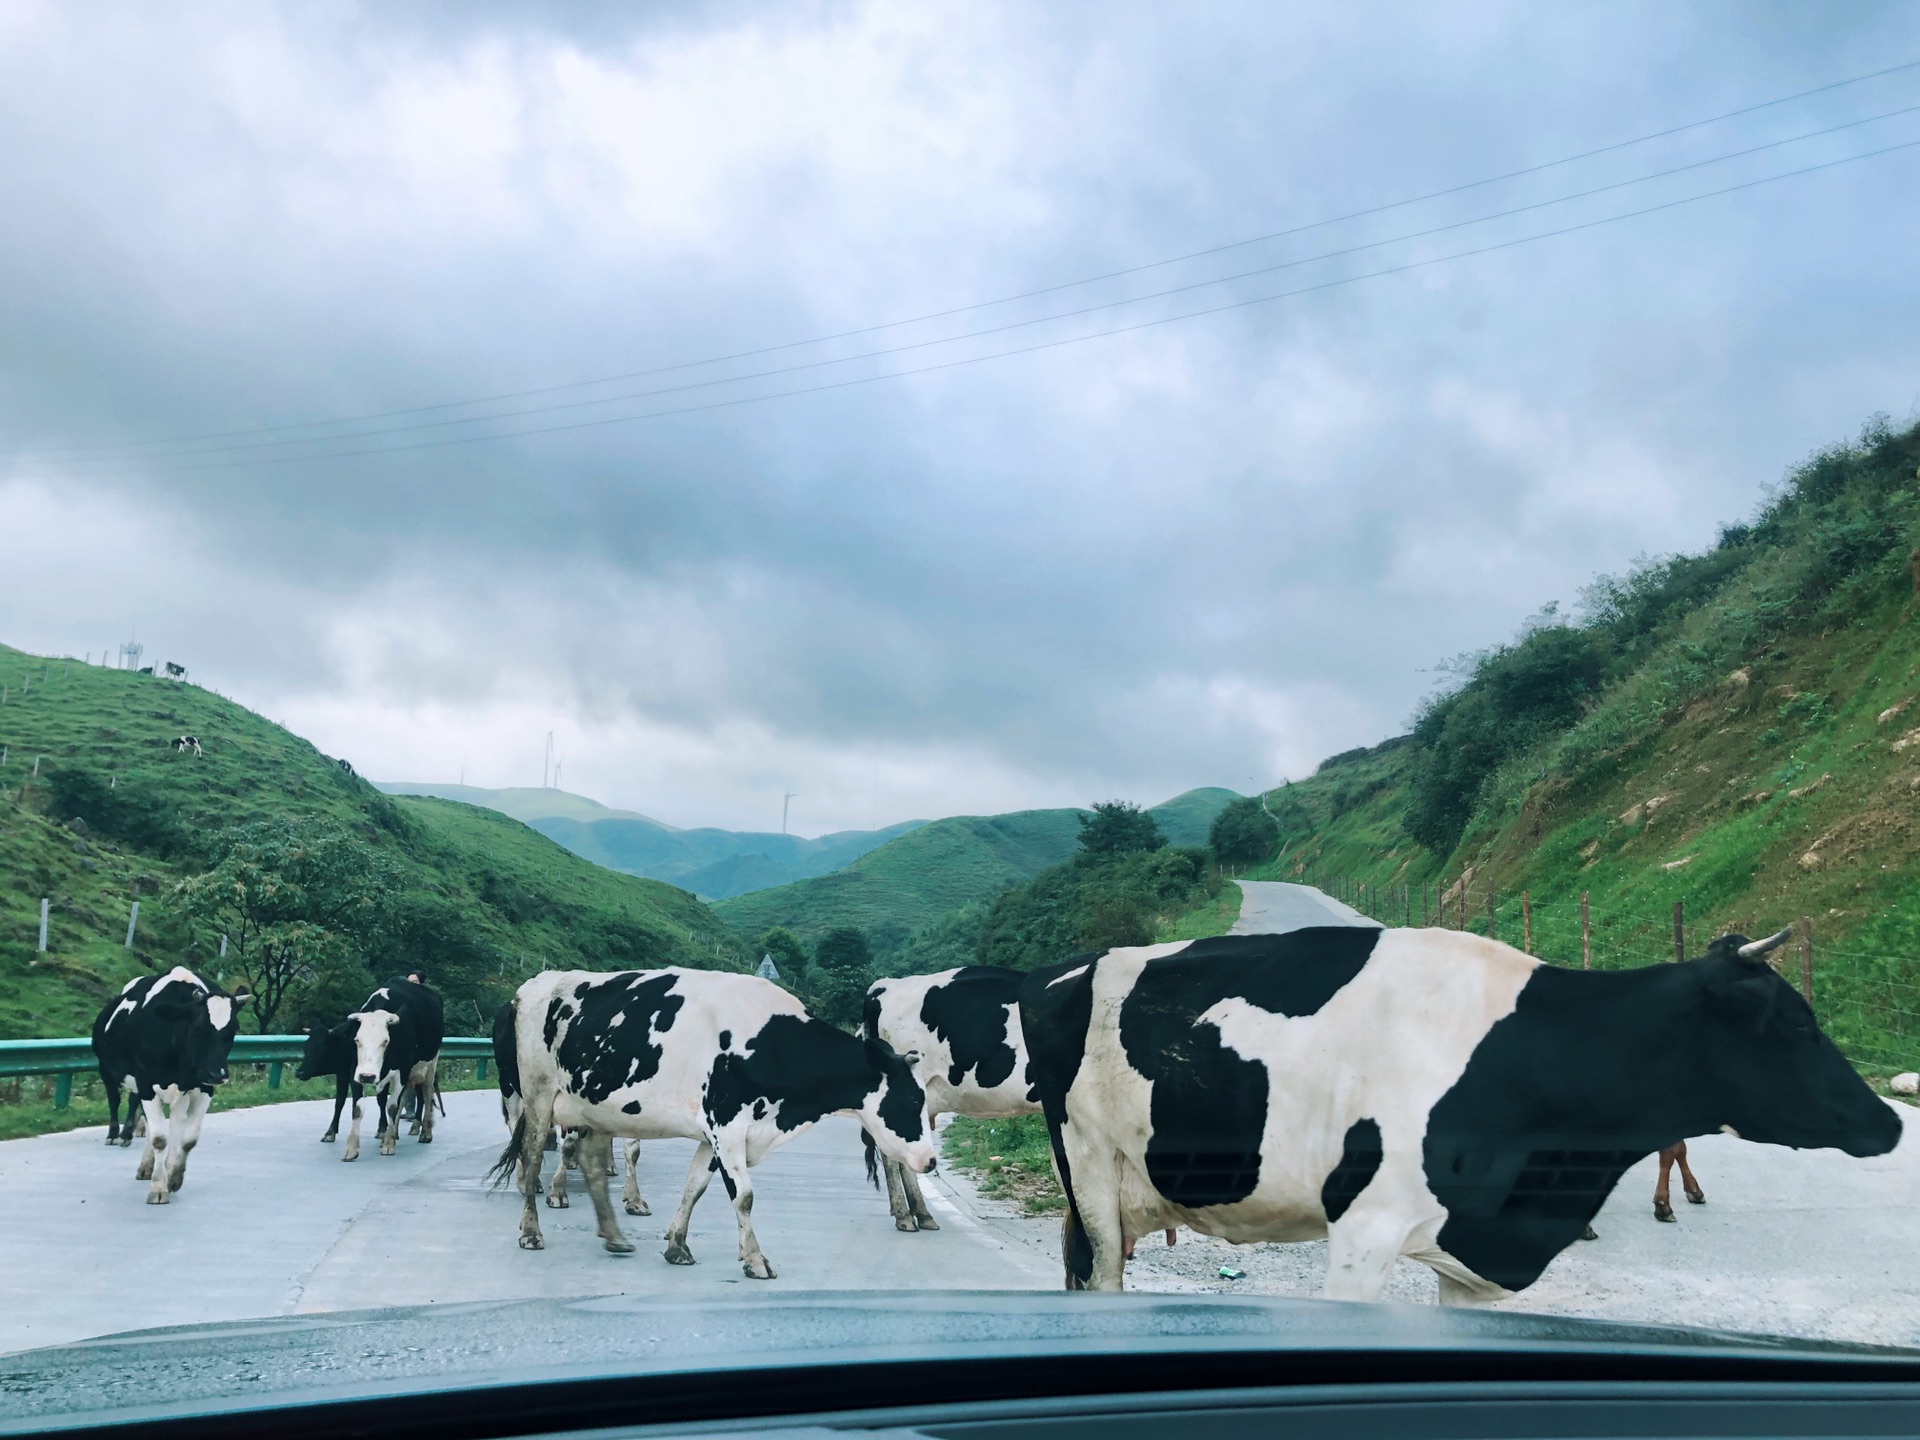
[3,1290,1916,1435]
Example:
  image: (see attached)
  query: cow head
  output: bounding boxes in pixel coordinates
[345,1009,401,1085]
[1694,929,1901,1157]
[858,1034,938,1175]
[175,985,248,1089]
[295,1021,353,1082]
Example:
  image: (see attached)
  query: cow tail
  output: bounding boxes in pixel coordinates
[488,1109,530,1191]
[862,1127,881,1190]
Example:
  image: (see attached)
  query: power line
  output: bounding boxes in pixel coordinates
[35,100,1920,474]
[22,55,1920,461]
[43,131,1920,478]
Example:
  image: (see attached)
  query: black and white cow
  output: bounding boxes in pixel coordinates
[493,967,936,1275]
[1021,926,1901,1302]
[491,999,648,1212]
[329,977,444,1160]
[162,662,187,679]
[172,735,201,757]
[860,965,1038,1231]
[293,1022,364,1146]
[90,967,249,1204]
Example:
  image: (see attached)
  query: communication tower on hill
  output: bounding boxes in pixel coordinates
[117,639,143,671]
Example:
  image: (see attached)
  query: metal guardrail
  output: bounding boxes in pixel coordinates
[0,1035,494,1108]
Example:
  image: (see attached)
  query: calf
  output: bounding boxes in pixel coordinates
[90,968,248,1204]
[172,735,201,757]
[1022,927,1900,1302]
[493,967,936,1276]
[860,965,1040,1232]
[337,977,444,1160]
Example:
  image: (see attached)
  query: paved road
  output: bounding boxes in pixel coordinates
[0,1091,1053,1354]
[1232,880,1377,933]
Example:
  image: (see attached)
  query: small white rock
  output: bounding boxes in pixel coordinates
[1890,1073,1919,1095]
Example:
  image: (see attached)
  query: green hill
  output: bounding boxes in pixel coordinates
[377,781,926,900]
[0,648,748,1039]
[712,787,1240,956]
[1240,416,1920,1072]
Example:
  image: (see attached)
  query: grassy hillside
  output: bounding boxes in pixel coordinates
[1238,417,1920,1072]
[376,782,667,827]
[712,787,1239,957]
[0,647,747,1039]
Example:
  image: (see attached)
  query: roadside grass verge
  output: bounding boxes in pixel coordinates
[0,1059,495,1142]
[942,1113,1064,1214]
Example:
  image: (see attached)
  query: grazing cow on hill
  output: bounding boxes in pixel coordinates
[337,757,355,776]
[90,968,249,1204]
[860,965,1040,1232]
[1021,926,1900,1302]
[328,977,444,1160]
[172,735,202,757]
[163,662,186,679]
[493,967,936,1275]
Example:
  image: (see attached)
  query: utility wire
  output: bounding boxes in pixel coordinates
[37,100,1920,472]
[47,131,1920,479]
[24,55,1920,460]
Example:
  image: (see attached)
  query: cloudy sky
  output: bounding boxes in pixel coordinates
[2,2,1917,835]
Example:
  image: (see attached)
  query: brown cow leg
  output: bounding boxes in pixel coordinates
[1673,1139,1705,1204]
[1653,1145,1679,1221]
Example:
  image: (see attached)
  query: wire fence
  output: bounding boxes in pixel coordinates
[1299,868,1920,1076]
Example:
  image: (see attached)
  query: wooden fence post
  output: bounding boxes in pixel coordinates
[1800,916,1814,1006]
[1580,892,1590,970]
[1672,901,1685,963]
[1487,890,1496,942]
[1522,891,1532,956]
[124,901,139,949]
[1422,883,1429,926]
[37,898,48,953]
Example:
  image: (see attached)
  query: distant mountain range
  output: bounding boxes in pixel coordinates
[373,783,927,899]
[372,782,1242,910]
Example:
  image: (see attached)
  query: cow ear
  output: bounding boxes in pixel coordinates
[863,1034,898,1070]
[1706,972,1775,1031]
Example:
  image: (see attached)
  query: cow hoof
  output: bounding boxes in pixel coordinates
[624,1199,650,1216]
[519,1233,544,1251]
[419,1135,433,1145]
[117,1136,132,1148]
[664,1242,696,1266]
[135,1163,153,1181]
[603,1235,636,1254]
[146,1190,168,1205]
[380,1143,396,1157]
[1580,1225,1598,1241]
[343,1150,359,1163]
[546,1192,570,1209]
[321,1134,336,1143]
[915,1215,940,1232]
[1686,1189,1705,1205]
[742,1258,776,1280]
[895,1216,919,1232]
[169,1177,185,1193]
[1654,1201,1675,1222]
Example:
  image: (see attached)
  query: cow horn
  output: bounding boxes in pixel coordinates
[1736,927,1795,960]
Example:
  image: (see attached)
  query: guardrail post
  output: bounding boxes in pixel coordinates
[53,1073,71,1109]
[268,1061,283,1090]
[476,1056,488,1082]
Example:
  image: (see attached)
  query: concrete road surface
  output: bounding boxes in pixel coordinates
[1232,880,1377,934]
[0,1091,1053,1355]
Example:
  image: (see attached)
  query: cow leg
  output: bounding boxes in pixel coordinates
[517,1092,555,1251]
[900,1164,940,1231]
[406,1080,422,1135]
[663,1141,716,1265]
[132,1106,147,1140]
[323,1076,348,1142]
[416,1061,438,1144]
[711,1136,773,1279]
[378,1075,400,1156]
[166,1089,211,1193]
[1673,1139,1705,1204]
[103,1076,124,1146]
[1324,1210,1409,1303]
[343,1087,364,1162]
[546,1131,573,1208]
[882,1156,918,1231]
[135,1095,166,1182]
[1654,1145,1678,1221]
[622,1139,649,1216]
[147,1093,192,1204]
[577,1129,635,1254]
[563,1127,582,1172]
[1056,1140,1125,1290]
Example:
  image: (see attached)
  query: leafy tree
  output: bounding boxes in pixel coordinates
[1209,797,1279,867]
[174,820,401,1032]
[42,767,189,857]
[756,926,810,980]
[1076,801,1163,856]
[977,846,1214,971]
[813,927,872,973]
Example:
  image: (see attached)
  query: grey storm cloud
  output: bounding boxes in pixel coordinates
[2,0,1918,830]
